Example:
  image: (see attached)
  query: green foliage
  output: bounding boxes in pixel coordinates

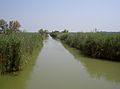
[61,29,69,33]
[9,20,21,32]
[50,31,60,38]
[57,33,68,40]
[0,19,7,33]
[53,32,120,61]
[0,33,43,74]
[38,29,49,38]
[0,19,21,34]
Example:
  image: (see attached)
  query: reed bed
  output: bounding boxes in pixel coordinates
[0,33,43,73]
[51,32,120,61]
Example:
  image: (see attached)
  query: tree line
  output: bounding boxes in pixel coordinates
[0,19,21,34]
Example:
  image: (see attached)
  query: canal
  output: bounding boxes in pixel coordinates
[0,36,120,89]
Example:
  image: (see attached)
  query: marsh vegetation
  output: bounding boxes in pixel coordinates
[50,31,120,61]
[0,19,47,74]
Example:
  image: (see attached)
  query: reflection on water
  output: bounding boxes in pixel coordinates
[63,44,120,84]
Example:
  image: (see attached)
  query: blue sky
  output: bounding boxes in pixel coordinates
[0,0,120,32]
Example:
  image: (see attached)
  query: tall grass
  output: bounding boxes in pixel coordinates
[51,32,120,61]
[0,33,44,74]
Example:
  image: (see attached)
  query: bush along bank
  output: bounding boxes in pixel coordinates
[50,32,120,61]
[0,33,44,74]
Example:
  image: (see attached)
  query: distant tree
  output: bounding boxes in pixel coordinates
[44,30,48,33]
[38,29,49,34]
[0,19,21,34]
[62,29,69,33]
[9,20,21,32]
[0,19,8,33]
[38,29,44,34]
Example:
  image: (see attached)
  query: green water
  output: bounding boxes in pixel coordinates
[0,36,120,89]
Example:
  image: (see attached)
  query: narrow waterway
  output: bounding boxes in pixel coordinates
[0,36,120,89]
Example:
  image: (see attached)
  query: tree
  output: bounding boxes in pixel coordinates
[9,20,21,32]
[0,19,7,33]
[38,29,49,34]
[62,29,69,33]
[44,30,48,34]
[38,29,44,34]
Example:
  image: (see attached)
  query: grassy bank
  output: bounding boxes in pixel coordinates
[0,33,44,74]
[50,32,120,61]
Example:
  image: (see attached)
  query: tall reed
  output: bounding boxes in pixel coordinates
[51,32,120,61]
[0,33,44,73]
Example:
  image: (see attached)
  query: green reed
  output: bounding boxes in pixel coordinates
[0,33,44,74]
[51,32,120,61]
